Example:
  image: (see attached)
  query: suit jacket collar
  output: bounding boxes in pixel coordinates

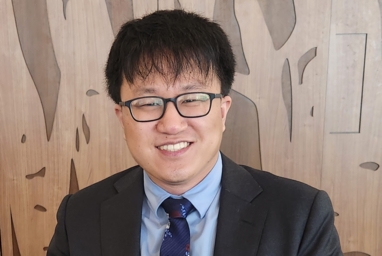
[213,154,267,256]
[100,166,143,256]
[99,154,267,256]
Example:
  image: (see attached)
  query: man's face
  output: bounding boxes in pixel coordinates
[115,71,231,195]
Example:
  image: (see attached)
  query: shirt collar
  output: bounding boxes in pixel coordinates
[143,153,223,219]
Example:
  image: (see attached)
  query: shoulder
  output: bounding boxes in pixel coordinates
[66,165,143,207]
[221,154,325,208]
[222,153,319,196]
[238,164,336,223]
[242,165,320,197]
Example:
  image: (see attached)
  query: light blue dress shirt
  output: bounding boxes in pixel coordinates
[140,153,223,256]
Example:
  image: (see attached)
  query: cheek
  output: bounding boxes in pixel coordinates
[194,112,225,135]
[212,109,226,130]
[124,122,154,145]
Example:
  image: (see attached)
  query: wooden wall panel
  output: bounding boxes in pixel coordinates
[1,0,136,254]
[322,0,382,255]
[233,0,331,187]
[0,0,381,255]
[327,33,366,133]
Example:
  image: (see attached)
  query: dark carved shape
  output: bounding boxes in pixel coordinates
[221,89,262,169]
[298,47,317,84]
[63,0,69,19]
[76,128,80,152]
[360,162,380,171]
[34,205,47,212]
[105,0,134,36]
[174,0,182,9]
[26,167,46,179]
[344,252,370,256]
[310,106,314,117]
[334,212,339,217]
[0,228,2,256]
[258,0,296,50]
[43,247,48,251]
[10,210,21,256]
[21,134,26,143]
[213,0,250,75]
[82,114,90,144]
[12,0,61,141]
[69,159,80,194]
[282,59,293,142]
[86,89,99,97]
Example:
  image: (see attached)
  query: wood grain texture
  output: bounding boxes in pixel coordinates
[20,135,26,143]
[12,0,61,141]
[258,0,296,50]
[221,89,262,169]
[34,205,47,212]
[69,159,79,194]
[1,0,132,255]
[76,128,80,152]
[213,0,249,75]
[62,0,69,19]
[322,0,382,254]
[326,34,366,134]
[82,114,90,144]
[360,162,380,171]
[343,252,370,256]
[10,212,21,256]
[25,167,46,180]
[105,0,134,36]
[0,229,2,256]
[157,0,175,10]
[298,47,317,84]
[1,0,382,255]
[378,0,382,58]
[281,59,292,142]
[86,89,99,97]
[174,0,181,9]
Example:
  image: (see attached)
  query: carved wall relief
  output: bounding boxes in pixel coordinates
[12,0,61,141]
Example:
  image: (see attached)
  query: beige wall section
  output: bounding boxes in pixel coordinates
[0,0,135,255]
[0,0,381,255]
[322,0,382,254]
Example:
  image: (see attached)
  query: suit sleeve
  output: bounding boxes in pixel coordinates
[46,195,72,256]
[298,190,343,256]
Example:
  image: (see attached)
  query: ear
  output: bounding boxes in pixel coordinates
[114,104,126,140]
[220,95,232,132]
[114,104,123,124]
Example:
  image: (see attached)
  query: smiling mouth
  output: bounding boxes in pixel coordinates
[158,142,190,152]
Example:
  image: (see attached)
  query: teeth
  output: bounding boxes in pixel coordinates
[158,142,190,152]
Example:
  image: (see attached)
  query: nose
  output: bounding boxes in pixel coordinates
[156,102,187,134]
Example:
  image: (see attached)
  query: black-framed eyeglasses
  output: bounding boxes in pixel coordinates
[119,92,223,122]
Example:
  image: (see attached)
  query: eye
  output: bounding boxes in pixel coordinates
[132,98,163,108]
[182,98,199,103]
[179,94,209,105]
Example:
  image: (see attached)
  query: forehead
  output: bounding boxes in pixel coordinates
[126,70,219,95]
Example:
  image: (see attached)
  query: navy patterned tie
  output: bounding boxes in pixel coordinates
[160,197,194,256]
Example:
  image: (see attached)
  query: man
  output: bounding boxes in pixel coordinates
[47,9,342,256]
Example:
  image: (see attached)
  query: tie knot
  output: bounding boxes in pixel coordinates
[161,197,194,218]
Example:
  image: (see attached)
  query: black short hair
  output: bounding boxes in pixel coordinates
[105,9,235,103]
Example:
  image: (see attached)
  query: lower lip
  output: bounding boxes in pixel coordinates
[157,143,192,157]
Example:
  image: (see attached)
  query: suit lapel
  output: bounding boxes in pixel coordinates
[100,167,144,256]
[214,155,268,256]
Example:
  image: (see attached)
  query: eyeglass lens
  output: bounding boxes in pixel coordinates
[130,93,212,121]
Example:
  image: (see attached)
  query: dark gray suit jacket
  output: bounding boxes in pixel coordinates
[47,154,342,255]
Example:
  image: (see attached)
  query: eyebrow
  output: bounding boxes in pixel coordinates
[131,87,157,95]
[182,83,209,91]
[132,82,209,96]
